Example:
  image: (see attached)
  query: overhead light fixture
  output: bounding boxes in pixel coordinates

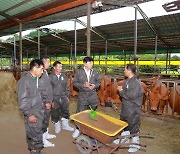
[40,28,51,34]
[162,0,180,12]
[40,28,57,35]
[92,1,103,12]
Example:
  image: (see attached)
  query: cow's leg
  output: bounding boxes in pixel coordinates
[141,95,146,112]
[157,100,166,114]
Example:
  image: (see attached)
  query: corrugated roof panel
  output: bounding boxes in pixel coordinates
[7,0,50,16]
[0,0,24,12]
[0,16,5,20]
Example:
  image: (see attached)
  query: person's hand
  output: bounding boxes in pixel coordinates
[51,102,55,108]
[28,115,37,123]
[67,97,69,104]
[117,86,123,91]
[45,103,51,110]
[83,82,90,88]
[89,84,95,90]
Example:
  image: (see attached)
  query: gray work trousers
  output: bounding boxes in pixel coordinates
[120,104,141,134]
[76,91,99,113]
[51,97,70,123]
[24,115,44,151]
[42,109,51,133]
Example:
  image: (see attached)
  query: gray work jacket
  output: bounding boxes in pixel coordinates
[73,67,101,93]
[39,70,53,105]
[49,71,70,101]
[17,72,44,118]
[119,76,143,118]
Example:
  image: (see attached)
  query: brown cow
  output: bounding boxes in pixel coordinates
[105,80,124,105]
[169,86,180,115]
[98,78,125,106]
[116,79,148,109]
[141,82,149,111]
[99,77,148,107]
[98,76,111,106]
[13,70,21,81]
[149,77,169,114]
[67,75,78,96]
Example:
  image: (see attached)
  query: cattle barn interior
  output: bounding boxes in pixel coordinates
[0,0,180,154]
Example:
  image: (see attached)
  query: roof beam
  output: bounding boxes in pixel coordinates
[135,4,172,48]
[135,5,157,36]
[40,28,71,43]
[51,34,71,43]
[23,36,45,46]
[20,0,93,23]
[0,11,20,23]
[0,45,6,48]
[75,18,107,40]
[2,41,19,48]
[0,0,93,31]
[102,0,153,7]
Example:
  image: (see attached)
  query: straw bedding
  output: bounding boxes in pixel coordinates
[0,72,18,110]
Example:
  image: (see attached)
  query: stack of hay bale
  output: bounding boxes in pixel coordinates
[0,72,18,110]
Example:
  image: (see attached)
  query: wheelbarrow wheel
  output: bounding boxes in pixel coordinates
[76,135,92,154]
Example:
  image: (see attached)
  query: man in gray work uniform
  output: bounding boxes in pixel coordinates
[72,56,101,138]
[117,64,143,153]
[49,61,74,134]
[17,59,44,154]
[39,56,56,147]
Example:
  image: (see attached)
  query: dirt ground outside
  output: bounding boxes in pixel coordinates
[0,97,180,154]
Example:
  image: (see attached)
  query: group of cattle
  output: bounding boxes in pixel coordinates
[12,70,180,116]
[68,74,180,116]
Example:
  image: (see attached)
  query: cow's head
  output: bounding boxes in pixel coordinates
[149,91,161,111]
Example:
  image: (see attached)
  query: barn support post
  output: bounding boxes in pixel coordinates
[154,35,158,73]
[26,50,28,65]
[172,82,176,115]
[19,23,22,71]
[13,35,16,68]
[166,50,168,74]
[45,46,48,56]
[10,54,13,67]
[74,20,77,70]
[87,1,91,57]
[9,56,11,67]
[124,50,126,67]
[49,55,51,65]
[105,39,108,74]
[70,43,73,70]
[98,52,100,68]
[38,29,40,59]
[0,52,2,69]
[168,52,171,74]
[166,81,169,114]
[92,52,95,66]
[134,6,137,66]
[68,52,70,69]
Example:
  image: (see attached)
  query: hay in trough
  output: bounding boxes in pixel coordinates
[0,72,18,110]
